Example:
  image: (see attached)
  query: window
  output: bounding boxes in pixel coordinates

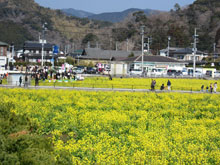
[0,47,3,56]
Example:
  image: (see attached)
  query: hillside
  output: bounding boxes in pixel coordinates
[61,8,94,18]
[1,0,220,54]
[0,0,112,49]
[62,8,161,23]
[110,0,220,53]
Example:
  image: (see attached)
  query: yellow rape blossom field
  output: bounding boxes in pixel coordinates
[1,88,220,164]
[37,77,220,91]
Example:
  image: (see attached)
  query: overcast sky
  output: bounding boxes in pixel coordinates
[34,0,195,14]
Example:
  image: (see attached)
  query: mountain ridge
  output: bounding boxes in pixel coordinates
[61,8,162,23]
[61,8,94,18]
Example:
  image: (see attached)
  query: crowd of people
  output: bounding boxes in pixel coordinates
[151,79,172,91]
[150,79,218,93]
[201,82,218,93]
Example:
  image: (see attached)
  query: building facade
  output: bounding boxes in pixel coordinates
[160,47,207,61]
[0,41,8,69]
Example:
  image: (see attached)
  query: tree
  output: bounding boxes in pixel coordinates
[82,33,99,46]
[174,3,181,11]
[133,11,148,23]
[66,56,75,65]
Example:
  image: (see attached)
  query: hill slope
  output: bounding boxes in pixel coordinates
[62,8,161,23]
[0,0,112,49]
[88,8,160,23]
[61,8,94,18]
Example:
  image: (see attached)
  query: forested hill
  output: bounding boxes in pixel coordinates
[1,0,220,54]
[61,8,161,23]
[0,0,112,49]
[110,0,220,53]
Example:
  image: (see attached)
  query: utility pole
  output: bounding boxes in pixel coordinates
[147,37,152,54]
[41,22,47,67]
[87,41,90,48]
[167,36,171,57]
[213,43,216,62]
[116,41,118,51]
[193,28,198,78]
[126,38,129,52]
[141,26,145,73]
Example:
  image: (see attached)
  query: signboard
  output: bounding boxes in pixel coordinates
[53,45,59,54]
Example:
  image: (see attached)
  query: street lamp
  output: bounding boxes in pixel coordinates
[167,36,171,57]
[41,22,47,67]
[141,26,145,73]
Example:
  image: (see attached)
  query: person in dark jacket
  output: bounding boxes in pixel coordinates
[167,80,171,91]
[19,76,22,87]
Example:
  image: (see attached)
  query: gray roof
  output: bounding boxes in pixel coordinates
[24,41,54,50]
[122,55,186,63]
[80,48,141,60]
[161,47,204,55]
[0,41,8,46]
[174,48,203,55]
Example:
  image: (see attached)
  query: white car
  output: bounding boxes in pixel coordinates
[195,71,203,77]
[214,71,220,77]
[151,68,166,76]
[130,69,142,76]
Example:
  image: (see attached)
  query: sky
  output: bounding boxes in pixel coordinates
[34,0,195,14]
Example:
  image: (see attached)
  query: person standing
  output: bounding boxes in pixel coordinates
[201,85,204,92]
[19,76,22,87]
[206,86,209,93]
[24,75,28,88]
[160,84,165,90]
[214,82,217,93]
[35,74,39,86]
[167,80,171,91]
[210,83,213,93]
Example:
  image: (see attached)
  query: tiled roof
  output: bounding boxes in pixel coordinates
[79,48,141,60]
[161,47,204,55]
[0,41,8,46]
[24,41,54,49]
[122,55,186,63]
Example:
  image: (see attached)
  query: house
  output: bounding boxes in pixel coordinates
[69,49,85,58]
[71,48,141,64]
[0,41,8,69]
[110,55,188,76]
[160,47,207,61]
[21,41,60,63]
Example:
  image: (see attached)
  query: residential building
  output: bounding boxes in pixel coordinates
[160,47,207,61]
[70,48,141,65]
[21,41,59,63]
[0,41,8,69]
[110,55,188,76]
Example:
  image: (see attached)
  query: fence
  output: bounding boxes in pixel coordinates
[2,80,218,93]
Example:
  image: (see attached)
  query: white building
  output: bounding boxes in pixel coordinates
[110,55,188,76]
[160,47,208,61]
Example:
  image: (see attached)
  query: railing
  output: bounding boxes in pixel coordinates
[1,80,218,93]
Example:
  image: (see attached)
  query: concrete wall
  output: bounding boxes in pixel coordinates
[110,63,128,76]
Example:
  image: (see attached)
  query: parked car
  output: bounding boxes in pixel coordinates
[167,69,182,76]
[85,67,97,74]
[103,69,111,75]
[214,71,220,77]
[129,69,142,76]
[73,68,84,74]
[195,70,203,77]
[151,69,166,76]
[206,70,212,76]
